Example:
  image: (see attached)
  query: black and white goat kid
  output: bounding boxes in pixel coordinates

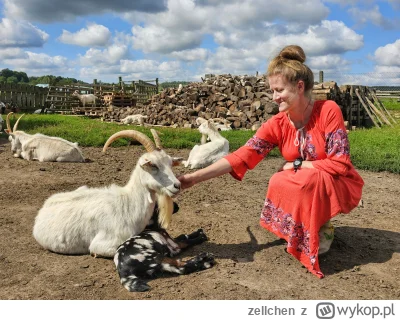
[114,202,215,292]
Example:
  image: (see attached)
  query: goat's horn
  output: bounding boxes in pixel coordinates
[6,112,13,133]
[150,129,162,149]
[13,114,25,132]
[102,130,156,153]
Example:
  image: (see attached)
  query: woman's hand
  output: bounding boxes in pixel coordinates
[279,161,293,171]
[178,174,196,190]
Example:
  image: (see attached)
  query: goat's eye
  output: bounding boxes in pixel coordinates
[149,163,158,170]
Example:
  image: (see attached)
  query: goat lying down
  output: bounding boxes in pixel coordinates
[5,113,85,162]
[33,129,182,257]
[114,202,215,292]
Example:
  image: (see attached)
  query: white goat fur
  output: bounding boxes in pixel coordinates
[121,114,148,126]
[5,113,84,162]
[33,131,181,257]
[183,118,229,169]
[72,90,97,107]
[21,136,85,162]
[0,115,3,132]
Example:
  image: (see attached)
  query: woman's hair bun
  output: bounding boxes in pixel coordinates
[279,45,306,63]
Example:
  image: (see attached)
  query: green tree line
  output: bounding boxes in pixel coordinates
[0,68,86,86]
[0,68,189,88]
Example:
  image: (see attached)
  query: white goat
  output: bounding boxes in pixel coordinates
[4,112,84,162]
[0,114,3,132]
[21,136,85,162]
[72,90,97,108]
[120,114,148,126]
[33,129,182,257]
[4,113,40,158]
[183,117,230,169]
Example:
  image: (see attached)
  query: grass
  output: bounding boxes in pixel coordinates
[1,113,399,173]
[380,98,400,111]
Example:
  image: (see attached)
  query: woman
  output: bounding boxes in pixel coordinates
[178,45,364,278]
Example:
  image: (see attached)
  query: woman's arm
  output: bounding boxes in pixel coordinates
[178,158,232,189]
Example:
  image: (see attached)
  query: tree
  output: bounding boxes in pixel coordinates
[6,76,18,84]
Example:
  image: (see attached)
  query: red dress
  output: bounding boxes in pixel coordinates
[224,100,364,278]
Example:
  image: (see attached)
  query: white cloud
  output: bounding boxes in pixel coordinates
[348,5,399,29]
[169,48,209,61]
[373,39,400,66]
[119,59,184,81]
[203,47,261,76]
[266,20,364,56]
[125,0,329,54]
[132,25,202,54]
[58,23,111,47]
[3,0,168,23]
[79,44,129,66]
[3,51,72,76]
[0,48,26,59]
[308,54,351,72]
[0,18,49,48]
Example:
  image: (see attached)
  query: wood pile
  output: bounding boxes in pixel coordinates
[102,74,279,130]
[101,75,396,130]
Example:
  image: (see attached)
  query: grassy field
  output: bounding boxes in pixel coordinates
[1,102,399,173]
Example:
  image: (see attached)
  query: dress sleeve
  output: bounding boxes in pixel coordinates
[312,101,353,176]
[224,118,279,181]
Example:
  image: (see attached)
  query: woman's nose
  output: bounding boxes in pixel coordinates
[273,91,279,102]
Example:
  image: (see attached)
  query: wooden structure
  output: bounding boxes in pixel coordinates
[44,77,158,115]
[0,83,48,111]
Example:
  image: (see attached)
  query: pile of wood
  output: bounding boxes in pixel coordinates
[101,75,396,130]
[102,74,279,130]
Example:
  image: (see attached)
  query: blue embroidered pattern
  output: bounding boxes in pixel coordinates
[325,129,350,157]
[245,136,276,157]
[260,198,316,266]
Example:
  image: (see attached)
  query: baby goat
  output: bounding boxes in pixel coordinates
[114,202,215,292]
[183,117,230,169]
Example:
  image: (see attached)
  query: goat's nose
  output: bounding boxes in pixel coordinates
[174,182,181,190]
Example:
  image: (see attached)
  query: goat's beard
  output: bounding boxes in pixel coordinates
[156,194,173,229]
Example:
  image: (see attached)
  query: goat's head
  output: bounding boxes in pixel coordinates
[72,90,79,96]
[198,118,217,135]
[4,112,25,154]
[102,129,183,198]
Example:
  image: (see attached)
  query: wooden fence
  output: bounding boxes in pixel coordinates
[0,77,158,115]
[0,83,48,111]
[375,90,400,100]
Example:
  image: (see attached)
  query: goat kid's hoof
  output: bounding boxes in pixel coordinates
[195,252,215,267]
[197,229,208,241]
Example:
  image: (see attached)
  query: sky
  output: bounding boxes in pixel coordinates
[0,0,399,85]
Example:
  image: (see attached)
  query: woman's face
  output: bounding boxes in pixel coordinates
[268,74,302,113]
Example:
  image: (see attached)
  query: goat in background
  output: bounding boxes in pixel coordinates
[183,117,230,169]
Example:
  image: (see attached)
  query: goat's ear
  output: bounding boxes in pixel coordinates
[171,157,183,166]
[139,157,158,171]
[4,129,11,135]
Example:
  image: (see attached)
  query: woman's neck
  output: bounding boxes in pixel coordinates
[288,97,313,129]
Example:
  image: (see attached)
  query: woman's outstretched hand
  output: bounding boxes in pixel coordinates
[178,174,196,190]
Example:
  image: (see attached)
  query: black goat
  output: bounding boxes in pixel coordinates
[114,202,215,292]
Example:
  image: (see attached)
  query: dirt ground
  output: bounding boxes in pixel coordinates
[0,138,399,300]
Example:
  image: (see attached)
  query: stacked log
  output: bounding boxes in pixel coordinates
[102,74,279,130]
[101,75,383,130]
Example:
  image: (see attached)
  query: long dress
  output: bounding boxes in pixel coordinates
[224,100,364,278]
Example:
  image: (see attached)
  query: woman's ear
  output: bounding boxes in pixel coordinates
[297,80,305,93]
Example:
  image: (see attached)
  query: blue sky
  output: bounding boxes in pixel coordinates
[0,0,399,85]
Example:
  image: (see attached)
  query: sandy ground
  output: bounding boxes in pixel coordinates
[0,139,399,300]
